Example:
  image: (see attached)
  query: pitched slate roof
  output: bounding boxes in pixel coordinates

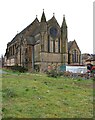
[8,17,40,45]
[21,17,39,35]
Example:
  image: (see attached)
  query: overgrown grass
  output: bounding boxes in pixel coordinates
[2,71,93,118]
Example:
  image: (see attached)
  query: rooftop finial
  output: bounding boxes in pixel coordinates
[43,9,44,12]
[36,15,38,18]
[53,13,55,16]
[63,14,65,17]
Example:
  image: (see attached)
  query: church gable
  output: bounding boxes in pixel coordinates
[68,40,80,53]
[46,16,61,40]
[68,40,81,64]
[47,15,60,28]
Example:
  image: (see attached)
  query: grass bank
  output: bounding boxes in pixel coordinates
[2,71,93,118]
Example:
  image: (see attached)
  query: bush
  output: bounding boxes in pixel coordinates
[63,71,72,77]
[11,65,28,73]
[47,69,58,78]
[57,71,64,76]
[46,69,64,78]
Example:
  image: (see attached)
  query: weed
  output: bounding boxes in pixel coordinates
[2,88,17,98]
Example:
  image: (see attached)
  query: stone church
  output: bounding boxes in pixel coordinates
[4,10,81,72]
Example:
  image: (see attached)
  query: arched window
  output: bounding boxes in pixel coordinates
[72,49,78,63]
[13,45,15,55]
[53,40,55,53]
[76,51,78,63]
[58,38,60,53]
[72,50,75,63]
[48,36,50,52]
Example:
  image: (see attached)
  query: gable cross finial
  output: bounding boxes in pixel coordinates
[53,13,55,16]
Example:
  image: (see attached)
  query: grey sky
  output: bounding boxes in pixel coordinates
[0,0,93,56]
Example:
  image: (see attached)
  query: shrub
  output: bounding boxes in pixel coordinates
[57,71,64,76]
[47,69,58,78]
[63,71,72,77]
[11,65,28,73]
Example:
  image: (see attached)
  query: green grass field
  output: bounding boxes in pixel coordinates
[1,71,93,118]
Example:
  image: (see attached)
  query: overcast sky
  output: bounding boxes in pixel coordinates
[0,0,94,56]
